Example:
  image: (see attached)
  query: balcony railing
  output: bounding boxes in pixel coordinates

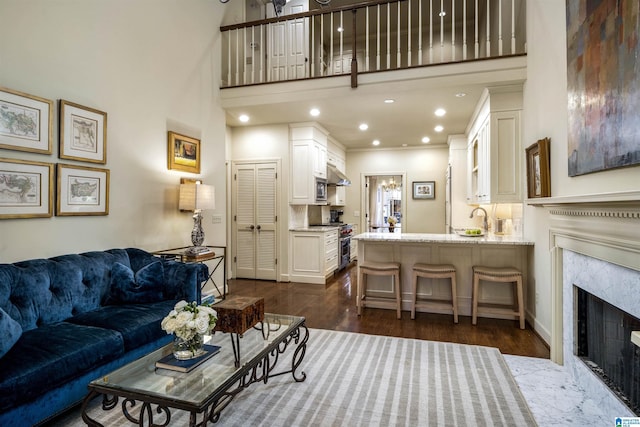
[220,0,526,88]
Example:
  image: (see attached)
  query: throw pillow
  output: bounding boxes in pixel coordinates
[109,261,164,304]
[0,307,22,358]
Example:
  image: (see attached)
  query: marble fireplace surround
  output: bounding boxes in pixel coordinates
[530,190,640,416]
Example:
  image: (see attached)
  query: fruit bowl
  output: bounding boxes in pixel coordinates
[456,228,485,237]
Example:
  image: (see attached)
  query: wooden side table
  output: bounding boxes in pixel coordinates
[213,297,266,367]
[153,246,227,299]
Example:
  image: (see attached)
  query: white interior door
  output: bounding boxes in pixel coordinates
[232,162,278,280]
[267,0,309,81]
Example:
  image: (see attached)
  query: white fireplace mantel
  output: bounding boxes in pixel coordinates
[532,191,640,416]
[528,192,640,364]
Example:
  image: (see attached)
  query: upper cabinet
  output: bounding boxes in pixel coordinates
[466,86,523,205]
[290,123,328,205]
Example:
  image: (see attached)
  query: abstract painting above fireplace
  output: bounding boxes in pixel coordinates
[566,1,640,176]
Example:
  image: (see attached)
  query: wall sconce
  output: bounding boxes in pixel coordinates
[179,182,215,252]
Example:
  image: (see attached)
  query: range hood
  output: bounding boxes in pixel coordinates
[327,164,351,186]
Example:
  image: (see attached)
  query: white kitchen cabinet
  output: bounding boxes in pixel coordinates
[327,185,346,206]
[290,123,328,205]
[466,86,523,205]
[324,230,339,274]
[289,229,339,284]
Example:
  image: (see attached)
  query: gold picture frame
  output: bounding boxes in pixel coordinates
[168,131,200,174]
[56,163,110,216]
[526,137,551,198]
[59,100,107,164]
[0,87,53,154]
[0,157,54,219]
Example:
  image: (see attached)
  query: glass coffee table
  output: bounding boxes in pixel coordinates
[81,314,308,426]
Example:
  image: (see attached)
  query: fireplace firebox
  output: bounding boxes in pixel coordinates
[576,286,640,415]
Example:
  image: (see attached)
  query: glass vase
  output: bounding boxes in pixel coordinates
[173,333,205,360]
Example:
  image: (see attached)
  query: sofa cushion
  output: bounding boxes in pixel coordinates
[0,322,124,412]
[66,300,176,352]
[0,307,21,358]
[108,261,164,304]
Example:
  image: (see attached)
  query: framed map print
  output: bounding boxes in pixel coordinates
[0,157,53,219]
[0,87,53,154]
[56,163,109,216]
[59,100,107,164]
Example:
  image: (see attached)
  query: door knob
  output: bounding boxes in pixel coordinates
[256,225,262,231]
[248,225,255,230]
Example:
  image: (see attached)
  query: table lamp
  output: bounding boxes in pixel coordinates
[179,182,215,252]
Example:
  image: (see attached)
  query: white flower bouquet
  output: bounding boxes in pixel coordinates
[161,300,218,341]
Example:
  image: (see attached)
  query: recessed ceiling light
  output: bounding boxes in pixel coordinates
[359,123,369,131]
[455,92,467,97]
[439,11,446,17]
[384,99,395,104]
[435,108,446,117]
[402,144,408,147]
[310,108,320,117]
[337,26,344,32]
[434,125,444,132]
[422,137,431,143]
[239,114,249,123]
[372,139,380,146]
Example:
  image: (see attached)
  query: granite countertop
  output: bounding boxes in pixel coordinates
[290,225,341,232]
[353,232,534,245]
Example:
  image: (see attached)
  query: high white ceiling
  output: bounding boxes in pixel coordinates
[221,56,527,150]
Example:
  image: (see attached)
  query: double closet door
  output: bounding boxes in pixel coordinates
[232,161,278,280]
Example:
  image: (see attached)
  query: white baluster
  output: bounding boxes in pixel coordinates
[499,0,503,56]
[366,7,370,72]
[463,0,467,60]
[418,0,423,65]
[486,0,490,57]
[376,5,381,70]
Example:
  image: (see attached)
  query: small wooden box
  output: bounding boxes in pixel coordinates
[213,297,265,335]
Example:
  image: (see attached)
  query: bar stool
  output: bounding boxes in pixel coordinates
[411,263,458,323]
[357,261,402,319]
[472,266,525,329]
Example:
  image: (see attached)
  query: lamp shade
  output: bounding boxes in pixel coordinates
[179,183,215,211]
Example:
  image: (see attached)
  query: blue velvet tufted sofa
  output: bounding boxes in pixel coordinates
[0,248,208,426]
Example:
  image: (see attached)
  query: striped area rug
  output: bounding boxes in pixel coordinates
[57,329,537,426]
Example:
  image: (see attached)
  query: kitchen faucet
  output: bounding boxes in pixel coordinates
[469,207,489,232]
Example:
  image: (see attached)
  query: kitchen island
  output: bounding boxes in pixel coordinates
[353,232,534,320]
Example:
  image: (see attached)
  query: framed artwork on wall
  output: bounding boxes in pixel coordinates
[0,157,54,219]
[413,181,435,199]
[526,137,551,199]
[59,100,107,164]
[566,2,640,176]
[56,163,109,216]
[0,87,53,154]
[168,131,201,174]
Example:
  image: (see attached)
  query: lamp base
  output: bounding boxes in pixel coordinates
[191,211,205,246]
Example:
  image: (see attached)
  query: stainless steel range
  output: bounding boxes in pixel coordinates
[338,224,353,271]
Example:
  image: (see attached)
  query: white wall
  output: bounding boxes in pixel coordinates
[344,146,449,233]
[523,1,640,343]
[0,1,228,263]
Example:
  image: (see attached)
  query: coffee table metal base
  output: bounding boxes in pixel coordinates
[81,322,309,426]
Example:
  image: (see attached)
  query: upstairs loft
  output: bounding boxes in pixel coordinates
[220,0,527,90]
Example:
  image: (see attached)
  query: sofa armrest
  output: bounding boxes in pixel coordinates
[161,260,208,303]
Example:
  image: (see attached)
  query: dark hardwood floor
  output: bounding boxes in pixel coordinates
[226,263,550,358]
